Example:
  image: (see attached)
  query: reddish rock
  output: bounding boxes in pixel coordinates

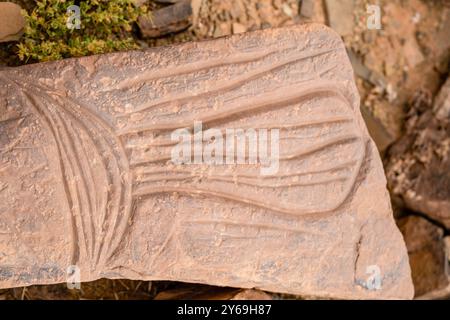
[398,216,449,298]
[434,77,450,121]
[386,79,450,228]
[324,0,354,36]
[154,284,240,300]
[232,22,247,34]
[231,289,272,300]
[300,0,315,19]
[153,285,272,300]
[138,0,192,38]
[0,24,412,299]
[0,2,25,43]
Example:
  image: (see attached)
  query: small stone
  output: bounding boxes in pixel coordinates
[0,2,25,43]
[300,0,315,18]
[324,0,355,36]
[434,77,450,121]
[360,105,395,153]
[213,22,230,38]
[138,0,192,38]
[403,38,425,68]
[260,21,272,29]
[190,0,203,26]
[445,237,450,263]
[347,49,372,81]
[347,49,386,89]
[282,4,294,18]
[232,22,247,34]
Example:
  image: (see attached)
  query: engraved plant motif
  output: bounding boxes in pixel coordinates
[1,37,367,276]
[4,75,132,273]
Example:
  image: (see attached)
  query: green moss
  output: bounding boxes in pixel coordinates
[17,0,147,62]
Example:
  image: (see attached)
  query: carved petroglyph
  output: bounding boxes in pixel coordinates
[0,24,413,298]
[2,77,133,273]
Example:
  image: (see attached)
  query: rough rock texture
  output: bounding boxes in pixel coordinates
[153,285,272,300]
[299,0,315,19]
[324,0,354,36]
[138,0,192,38]
[398,216,449,298]
[434,77,450,121]
[0,24,412,299]
[386,78,450,228]
[0,2,25,43]
[231,289,273,300]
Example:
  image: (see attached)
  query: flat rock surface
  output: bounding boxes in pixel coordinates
[0,24,412,299]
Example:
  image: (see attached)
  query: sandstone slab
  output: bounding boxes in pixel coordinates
[0,24,412,299]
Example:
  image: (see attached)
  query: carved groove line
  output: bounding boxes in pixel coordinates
[19,89,85,266]
[2,35,365,272]
[112,45,297,91]
[135,159,357,180]
[116,48,336,121]
[125,116,353,149]
[138,174,348,188]
[122,84,358,186]
[10,77,132,271]
[123,76,365,217]
[129,133,359,166]
[52,92,132,268]
[183,219,325,237]
[117,81,352,136]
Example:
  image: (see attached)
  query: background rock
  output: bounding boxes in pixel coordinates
[324,0,354,36]
[138,0,192,38]
[398,216,449,298]
[153,285,272,300]
[0,2,25,43]
[386,78,450,229]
